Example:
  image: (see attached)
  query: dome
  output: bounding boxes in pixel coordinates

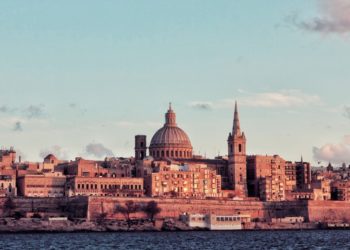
[149,104,193,159]
[43,154,58,164]
[150,126,192,148]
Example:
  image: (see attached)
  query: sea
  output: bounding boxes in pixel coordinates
[0,230,349,250]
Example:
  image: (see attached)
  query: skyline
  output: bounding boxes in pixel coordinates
[0,1,350,164]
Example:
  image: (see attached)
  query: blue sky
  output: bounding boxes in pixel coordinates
[0,0,350,165]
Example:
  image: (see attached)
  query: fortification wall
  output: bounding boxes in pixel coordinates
[307,201,350,222]
[0,197,88,218]
[1,197,350,224]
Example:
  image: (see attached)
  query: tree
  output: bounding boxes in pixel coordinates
[96,212,108,226]
[142,201,161,223]
[3,197,15,217]
[115,200,141,228]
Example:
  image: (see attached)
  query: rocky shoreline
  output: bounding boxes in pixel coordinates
[0,218,340,233]
[0,218,194,233]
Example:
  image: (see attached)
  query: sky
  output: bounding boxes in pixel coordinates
[0,0,350,166]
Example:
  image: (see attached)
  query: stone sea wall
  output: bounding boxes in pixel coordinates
[1,197,350,225]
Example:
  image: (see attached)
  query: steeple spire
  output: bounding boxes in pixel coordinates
[165,103,176,127]
[169,102,172,111]
[233,101,241,135]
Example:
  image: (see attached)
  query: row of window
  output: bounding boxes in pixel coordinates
[216,216,241,222]
[150,150,192,158]
[76,183,142,190]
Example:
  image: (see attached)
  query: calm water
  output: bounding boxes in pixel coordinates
[0,230,349,250]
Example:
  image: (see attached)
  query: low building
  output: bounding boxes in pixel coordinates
[145,164,221,198]
[0,169,16,197]
[17,172,66,197]
[0,148,16,168]
[331,181,350,201]
[59,157,108,177]
[181,213,251,230]
[65,176,144,197]
[312,179,331,201]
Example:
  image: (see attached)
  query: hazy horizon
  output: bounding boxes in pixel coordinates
[0,1,349,165]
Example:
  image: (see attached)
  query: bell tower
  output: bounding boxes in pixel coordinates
[135,135,147,160]
[227,101,247,196]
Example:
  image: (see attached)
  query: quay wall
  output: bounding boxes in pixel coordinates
[1,197,350,223]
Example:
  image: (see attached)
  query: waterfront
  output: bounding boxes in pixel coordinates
[0,230,349,250]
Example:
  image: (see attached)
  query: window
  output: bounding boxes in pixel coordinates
[238,144,242,153]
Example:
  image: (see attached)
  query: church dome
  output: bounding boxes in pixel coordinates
[149,104,193,159]
[151,126,192,148]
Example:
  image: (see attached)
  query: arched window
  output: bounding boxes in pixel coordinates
[161,151,164,157]
[166,151,169,157]
[238,144,242,153]
[179,151,182,157]
[175,151,178,157]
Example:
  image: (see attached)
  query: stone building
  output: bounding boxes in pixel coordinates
[59,157,108,177]
[149,104,193,160]
[145,163,221,198]
[331,180,350,201]
[65,177,143,197]
[135,103,245,194]
[227,102,247,196]
[312,179,331,201]
[0,169,16,197]
[102,157,134,178]
[17,172,66,197]
[42,154,61,172]
[0,148,16,168]
[247,155,286,201]
[285,159,312,192]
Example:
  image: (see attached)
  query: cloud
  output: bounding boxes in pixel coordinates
[237,90,321,108]
[85,143,114,158]
[293,0,350,34]
[39,145,69,160]
[313,135,350,164]
[13,121,23,132]
[24,105,46,119]
[188,102,213,111]
[68,103,87,115]
[69,103,78,108]
[188,90,322,111]
[344,106,350,119]
[0,104,46,119]
[0,105,16,114]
